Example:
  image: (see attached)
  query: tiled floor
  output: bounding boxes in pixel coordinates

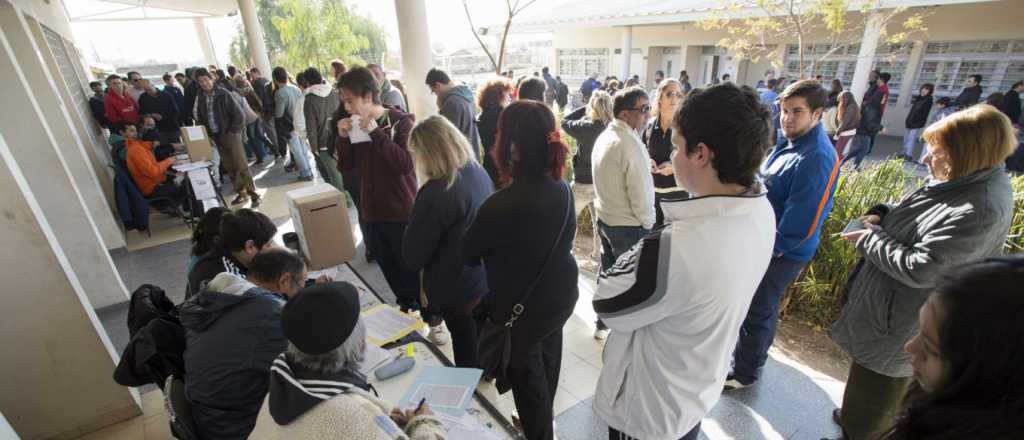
[89,142,917,439]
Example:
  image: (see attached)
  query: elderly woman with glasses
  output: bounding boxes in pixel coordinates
[642,78,688,227]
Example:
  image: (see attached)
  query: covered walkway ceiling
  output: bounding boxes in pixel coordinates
[67,0,238,22]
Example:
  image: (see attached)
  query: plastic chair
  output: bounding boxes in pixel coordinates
[163,375,198,440]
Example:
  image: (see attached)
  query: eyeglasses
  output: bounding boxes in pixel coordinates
[627,105,652,113]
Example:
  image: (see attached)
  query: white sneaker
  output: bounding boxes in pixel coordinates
[428,324,450,346]
[593,328,610,340]
[723,378,752,391]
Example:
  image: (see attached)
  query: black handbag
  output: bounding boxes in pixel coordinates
[478,181,572,393]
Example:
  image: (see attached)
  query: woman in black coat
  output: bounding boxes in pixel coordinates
[561,90,613,184]
[403,116,493,366]
[900,83,934,161]
[464,100,578,440]
[475,78,514,186]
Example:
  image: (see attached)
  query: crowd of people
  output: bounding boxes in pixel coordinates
[109,57,1023,440]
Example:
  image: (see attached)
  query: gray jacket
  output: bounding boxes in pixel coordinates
[440,84,481,159]
[380,80,406,111]
[829,166,1013,377]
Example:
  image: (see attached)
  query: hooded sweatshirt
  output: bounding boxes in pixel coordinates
[250,353,446,439]
[439,84,481,159]
[303,83,341,152]
[380,79,407,110]
[179,272,288,440]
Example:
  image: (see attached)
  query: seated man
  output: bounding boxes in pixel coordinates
[118,121,189,209]
[251,281,447,439]
[179,248,307,440]
[187,208,277,298]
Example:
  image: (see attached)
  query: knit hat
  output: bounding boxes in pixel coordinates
[281,282,361,355]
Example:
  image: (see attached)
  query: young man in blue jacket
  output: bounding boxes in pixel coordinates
[727,80,841,390]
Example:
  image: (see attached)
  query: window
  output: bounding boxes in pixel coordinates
[911,39,1024,99]
[998,61,1024,91]
[557,48,609,78]
[783,43,909,104]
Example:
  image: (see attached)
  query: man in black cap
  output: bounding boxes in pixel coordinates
[252,282,447,438]
[179,248,307,440]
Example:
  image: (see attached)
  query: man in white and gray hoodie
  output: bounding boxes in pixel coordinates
[300,67,344,191]
[592,84,776,440]
[590,86,656,339]
[425,68,481,159]
[273,67,314,181]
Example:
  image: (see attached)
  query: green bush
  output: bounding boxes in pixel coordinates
[783,160,1024,330]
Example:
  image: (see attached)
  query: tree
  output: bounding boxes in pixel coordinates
[462,0,537,75]
[699,0,927,78]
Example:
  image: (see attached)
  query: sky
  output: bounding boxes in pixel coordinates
[67,0,562,68]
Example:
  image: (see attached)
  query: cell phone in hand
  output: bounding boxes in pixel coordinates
[841,219,867,235]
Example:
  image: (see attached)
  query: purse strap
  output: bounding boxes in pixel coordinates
[506,180,572,327]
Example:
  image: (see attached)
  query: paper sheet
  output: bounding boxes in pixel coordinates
[361,304,424,346]
[349,115,372,143]
[358,343,394,376]
[187,168,217,200]
[436,412,503,440]
[172,161,211,172]
[399,366,482,417]
[185,126,205,141]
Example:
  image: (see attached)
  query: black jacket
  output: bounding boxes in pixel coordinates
[196,86,244,135]
[464,177,578,325]
[253,77,274,118]
[858,84,886,136]
[166,86,185,122]
[179,274,287,440]
[113,284,185,389]
[138,90,181,132]
[183,81,199,125]
[642,116,677,189]
[403,163,493,310]
[560,106,605,184]
[954,85,983,108]
[186,247,247,299]
[1001,90,1021,124]
[904,95,933,129]
[556,82,570,107]
[477,104,502,184]
[89,94,110,128]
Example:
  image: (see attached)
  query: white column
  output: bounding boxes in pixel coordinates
[850,11,884,105]
[620,25,633,79]
[193,17,217,66]
[395,0,436,118]
[238,0,271,75]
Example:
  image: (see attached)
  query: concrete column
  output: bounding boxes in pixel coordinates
[395,0,436,118]
[238,0,271,75]
[620,25,633,79]
[193,17,217,66]
[0,2,130,310]
[850,11,884,105]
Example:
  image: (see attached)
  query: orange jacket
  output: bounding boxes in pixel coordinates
[125,139,172,196]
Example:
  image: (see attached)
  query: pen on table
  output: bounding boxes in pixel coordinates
[415,397,426,412]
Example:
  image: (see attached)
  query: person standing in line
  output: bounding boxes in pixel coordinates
[756,70,775,90]
[727,80,840,390]
[273,67,314,181]
[222,79,261,163]
[182,67,200,126]
[302,67,344,192]
[88,80,110,129]
[163,73,185,112]
[475,77,514,186]
[335,67,422,315]
[878,256,1024,440]
[195,68,261,207]
[847,71,889,168]
[833,90,860,159]
[827,104,1016,440]
[464,100,578,440]
[541,66,558,107]
[580,72,601,103]
[590,87,656,340]
[555,76,570,112]
[330,59,348,85]
[233,76,272,164]
[1000,80,1022,124]
[517,77,548,103]
[594,82,776,440]
[137,78,181,144]
[249,67,281,158]
[125,71,146,103]
[403,116,494,356]
[954,74,983,108]
[899,83,934,162]
[367,64,407,111]
[642,78,688,228]
[104,74,139,126]
[653,70,665,89]
[823,79,844,140]
[425,68,482,159]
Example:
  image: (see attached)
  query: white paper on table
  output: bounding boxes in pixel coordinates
[361,305,423,346]
[306,267,339,280]
[202,198,221,211]
[186,126,205,141]
[399,367,482,417]
[173,161,211,173]
[188,168,217,200]
[348,115,372,143]
[358,344,393,376]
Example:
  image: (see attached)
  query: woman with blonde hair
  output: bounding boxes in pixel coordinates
[642,77,687,227]
[562,90,613,185]
[402,115,494,364]
[829,104,1016,440]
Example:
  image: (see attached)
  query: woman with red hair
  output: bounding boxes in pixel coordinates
[464,100,577,440]
[476,77,514,185]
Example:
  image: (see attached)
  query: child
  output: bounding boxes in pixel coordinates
[900,83,933,161]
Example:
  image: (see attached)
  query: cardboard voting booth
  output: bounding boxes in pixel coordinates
[286,184,356,270]
[180,125,215,162]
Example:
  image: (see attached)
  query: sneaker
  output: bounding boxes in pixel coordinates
[593,327,610,340]
[297,175,314,182]
[249,194,261,209]
[230,195,249,205]
[723,376,753,391]
[428,324,450,346]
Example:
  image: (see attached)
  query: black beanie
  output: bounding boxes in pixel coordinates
[281,282,361,355]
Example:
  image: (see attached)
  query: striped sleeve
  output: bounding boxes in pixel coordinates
[592,229,675,332]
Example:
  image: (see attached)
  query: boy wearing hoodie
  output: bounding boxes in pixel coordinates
[425,68,481,159]
[179,248,308,440]
[302,67,345,192]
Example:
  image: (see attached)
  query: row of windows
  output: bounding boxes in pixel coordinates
[557,48,610,78]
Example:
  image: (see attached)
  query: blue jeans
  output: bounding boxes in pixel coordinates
[842,134,874,169]
[286,133,313,177]
[731,256,806,384]
[597,220,648,271]
[902,128,923,159]
[244,122,269,161]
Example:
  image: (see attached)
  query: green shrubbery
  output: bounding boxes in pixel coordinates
[782,160,1024,329]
